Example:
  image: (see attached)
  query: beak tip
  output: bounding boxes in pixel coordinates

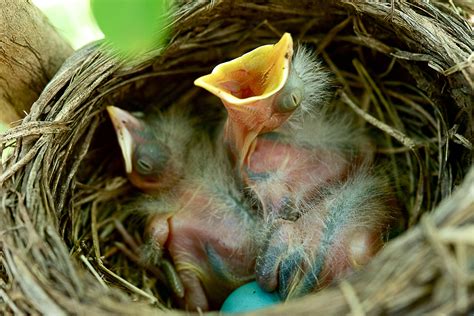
[106,105,124,126]
[104,105,136,175]
[193,77,201,85]
[193,77,205,89]
[106,105,117,114]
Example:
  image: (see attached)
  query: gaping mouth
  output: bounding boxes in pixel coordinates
[194,32,294,107]
[194,33,296,165]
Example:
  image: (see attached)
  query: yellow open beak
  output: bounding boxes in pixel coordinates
[194,33,294,164]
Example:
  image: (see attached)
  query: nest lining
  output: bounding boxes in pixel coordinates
[1,0,473,315]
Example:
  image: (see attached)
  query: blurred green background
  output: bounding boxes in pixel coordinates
[0,0,169,132]
[34,0,172,53]
[0,0,100,132]
[0,1,102,135]
[33,0,104,49]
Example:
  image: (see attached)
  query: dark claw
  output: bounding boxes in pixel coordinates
[291,252,325,298]
[278,248,305,299]
[256,221,317,299]
[161,259,185,298]
[256,222,290,292]
[255,244,283,292]
[256,224,327,300]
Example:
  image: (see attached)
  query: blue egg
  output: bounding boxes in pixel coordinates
[221,281,281,313]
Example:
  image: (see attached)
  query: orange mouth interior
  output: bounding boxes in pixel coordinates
[194,33,293,106]
[216,69,265,99]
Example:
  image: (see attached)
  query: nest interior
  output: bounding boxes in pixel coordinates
[1,1,473,315]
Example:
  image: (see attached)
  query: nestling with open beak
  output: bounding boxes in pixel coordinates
[195,33,397,299]
[194,33,366,219]
[107,105,260,311]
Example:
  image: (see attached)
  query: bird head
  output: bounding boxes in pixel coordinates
[194,33,305,165]
[106,106,179,193]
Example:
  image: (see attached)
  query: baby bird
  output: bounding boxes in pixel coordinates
[107,105,194,194]
[195,33,396,298]
[195,33,305,167]
[255,170,394,298]
[194,33,362,219]
[138,137,259,311]
[108,105,259,311]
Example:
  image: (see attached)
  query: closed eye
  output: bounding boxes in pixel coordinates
[291,92,300,106]
[136,158,153,174]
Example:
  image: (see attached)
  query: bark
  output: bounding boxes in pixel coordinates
[0,0,73,125]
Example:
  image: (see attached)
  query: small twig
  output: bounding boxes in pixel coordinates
[455,243,469,312]
[315,16,352,55]
[439,226,474,244]
[101,246,119,260]
[114,219,140,251]
[339,280,366,316]
[443,52,474,76]
[91,201,101,260]
[0,288,25,316]
[0,137,46,184]
[96,259,158,304]
[421,216,464,282]
[340,91,418,150]
[377,145,424,154]
[80,255,108,289]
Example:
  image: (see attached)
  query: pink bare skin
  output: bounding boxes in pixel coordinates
[145,179,258,311]
[255,171,394,298]
[241,122,388,298]
[243,134,355,220]
[108,105,259,310]
[195,35,395,300]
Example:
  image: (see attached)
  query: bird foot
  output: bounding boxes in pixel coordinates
[255,184,387,299]
[143,191,258,311]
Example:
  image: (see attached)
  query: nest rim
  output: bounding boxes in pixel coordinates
[1,1,473,315]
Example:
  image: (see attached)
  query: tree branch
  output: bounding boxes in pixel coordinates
[0,1,73,125]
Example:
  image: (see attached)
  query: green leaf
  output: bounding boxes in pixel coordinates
[90,0,173,55]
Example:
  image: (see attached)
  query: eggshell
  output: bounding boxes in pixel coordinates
[221,281,281,313]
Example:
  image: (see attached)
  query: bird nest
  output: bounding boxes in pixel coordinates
[1,0,473,314]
